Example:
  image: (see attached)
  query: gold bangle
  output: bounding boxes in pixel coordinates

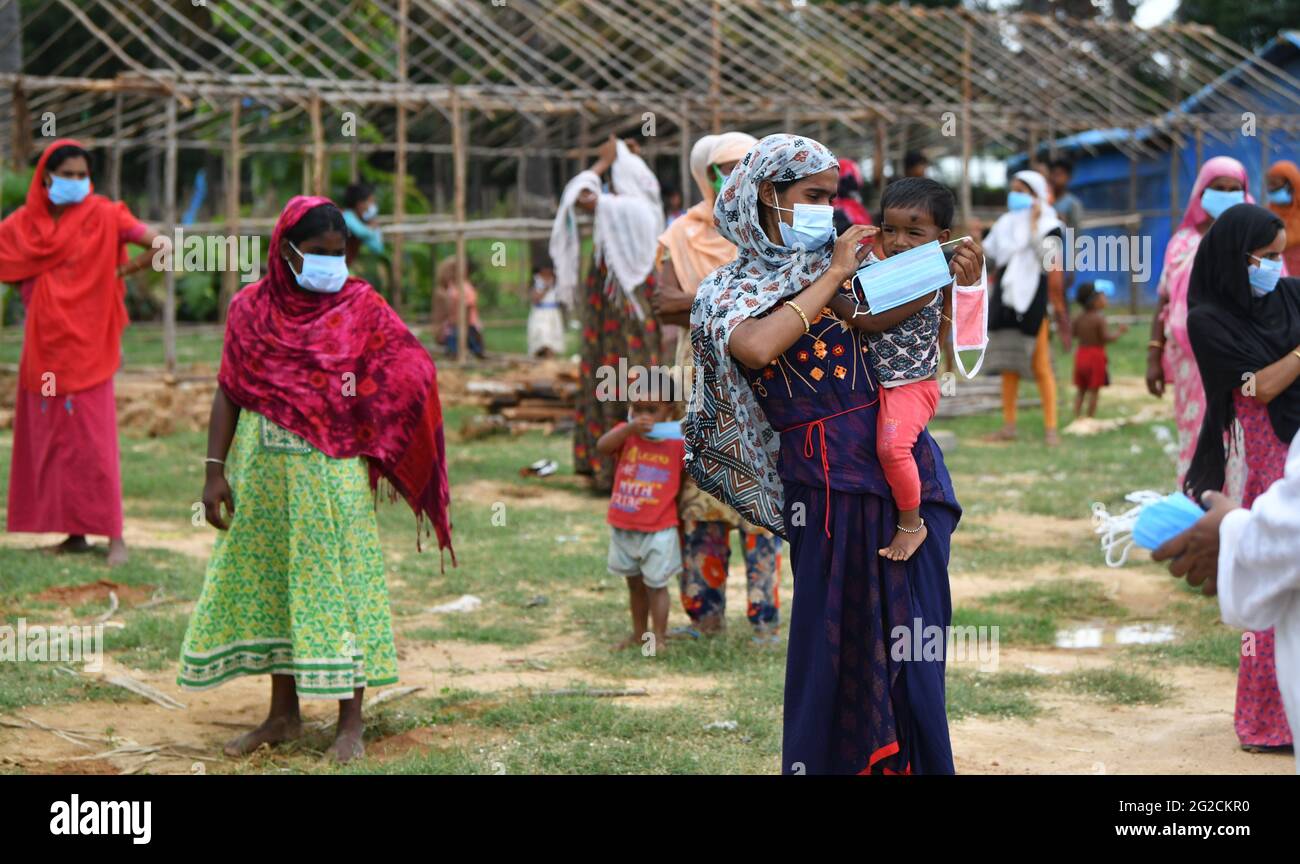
[1148,339,1165,350]
[1292,349,1300,363]
[787,300,811,333]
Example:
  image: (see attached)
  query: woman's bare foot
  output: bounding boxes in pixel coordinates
[879,521,928,562]
[106,537,129,567]
[1044,429,1061,447]
[223,714,302,757]
[326,727,365,764]
[983,426,1017,442]
[609,634,639,652]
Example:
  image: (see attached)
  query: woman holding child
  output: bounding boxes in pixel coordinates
[685,134,982,774]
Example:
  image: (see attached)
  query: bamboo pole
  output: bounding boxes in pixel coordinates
[709,0,722,134]
[310,92,325,197]
[452,88,469,364]
[220,98,242,324]
[163,96,178,375]
[1129,149,1139,314]
[1259,123,1270,203]
[11,82,29,169]
[959,20,973,229]
[109,92,123,200]
[678,100,691,208]
[392,0,409,313]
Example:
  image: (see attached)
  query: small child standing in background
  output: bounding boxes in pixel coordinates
[596,388,684,655]
[1071,280,1128,419]
[526,263,565,358]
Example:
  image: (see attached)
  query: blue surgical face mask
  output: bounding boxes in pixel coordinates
[362,203,379,221]
[1007,190,1034,212]
[287,241,349,294]
[646,420,683,441]
[853,240,950,314]
[1268,186,1293,206]
[1200,187,1245,219]
[770,194,835,251]
[48,175,91,206]
[1248,254,1283,297]
[1132,492,1205,551]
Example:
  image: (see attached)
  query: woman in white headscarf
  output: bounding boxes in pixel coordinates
[982,169,1069,445]
[550,135,665,491]
[648,131,784,640]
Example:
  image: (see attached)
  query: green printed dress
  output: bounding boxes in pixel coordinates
[177,409,398,698]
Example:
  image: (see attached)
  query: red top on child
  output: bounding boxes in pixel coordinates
[606,426,683,533]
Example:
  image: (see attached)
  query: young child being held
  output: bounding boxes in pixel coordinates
[596,383,684,654]
[828,177,984,562]
[1071,280,1128,419]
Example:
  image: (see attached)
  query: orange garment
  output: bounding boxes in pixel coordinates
[1267,161,1300,271]
[0,138,133,395]
[658,200,736,294]
[1000,318,1058,431]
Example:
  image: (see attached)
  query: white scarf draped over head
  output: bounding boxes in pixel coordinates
[983,169,1062,315]
[549,140,664,312]
[683,133,839,536]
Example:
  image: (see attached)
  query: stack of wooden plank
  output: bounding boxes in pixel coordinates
[461,359,579,439]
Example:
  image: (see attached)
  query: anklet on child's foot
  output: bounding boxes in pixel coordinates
[895,517,925,534]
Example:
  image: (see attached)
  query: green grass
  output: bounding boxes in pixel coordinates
[947,668,1050,721]
[0,313,1246,773]
[1063,667,1172,706]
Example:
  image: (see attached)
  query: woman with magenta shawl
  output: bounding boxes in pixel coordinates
[178,196,452,763]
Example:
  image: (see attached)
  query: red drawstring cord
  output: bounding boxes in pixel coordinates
[778,400,877,538]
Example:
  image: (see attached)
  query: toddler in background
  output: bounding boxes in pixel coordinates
[1072,279,1128,418]
[596,384,684,655]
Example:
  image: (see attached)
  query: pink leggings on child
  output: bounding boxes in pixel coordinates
[877,380,940,511]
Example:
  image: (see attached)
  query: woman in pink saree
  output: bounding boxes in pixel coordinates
[1146,157,1252,491]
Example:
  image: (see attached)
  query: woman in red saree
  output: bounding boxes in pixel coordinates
[0,139,166,566]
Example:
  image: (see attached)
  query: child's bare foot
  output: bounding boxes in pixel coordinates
[1044,429,1061,447]
[879,520,928,562]
[983,426,1017,442]
[326,727,365,764]
[223,714,302,757]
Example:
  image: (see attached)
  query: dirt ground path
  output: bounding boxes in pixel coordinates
[2,368,1292,774]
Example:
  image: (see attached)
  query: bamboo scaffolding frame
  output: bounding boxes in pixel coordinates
[3,0,1297,364]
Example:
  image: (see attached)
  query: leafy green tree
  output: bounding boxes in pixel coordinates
[1177,0,1300,50]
